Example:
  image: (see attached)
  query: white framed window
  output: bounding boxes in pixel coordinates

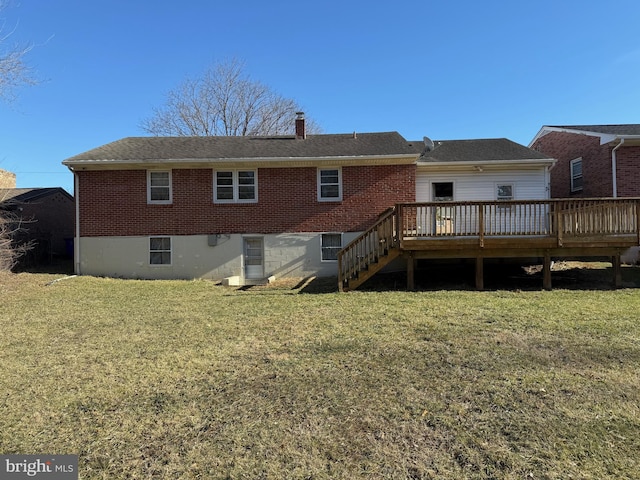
[214,170,257,203]
[321,233,342,262]
[570,158,583,192]
[318,168,342,202]
[147,170,172,204]
[149,236,171,265]
[496,184,514,201]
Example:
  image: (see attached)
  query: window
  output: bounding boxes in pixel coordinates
[214,170,257,203]
[148,171,172,204]
[321,233,342,261]
[570,158,583,192]
[497,184,514,201]
[150,237,171,265]
[318,168,342,201]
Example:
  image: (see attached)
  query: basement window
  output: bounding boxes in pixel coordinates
[321,233,342,262]
[570,158,583,192]
[150,237,171,265]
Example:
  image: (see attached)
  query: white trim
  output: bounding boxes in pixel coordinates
[63,153,419,169]
[147,170,173,204]
[417,158,555,172]
[317,167,343,202]
[570,157,583,193]
[529,125,640,147]
[320,232,342,262]
[496,182,514,201]
[213,169,258,204]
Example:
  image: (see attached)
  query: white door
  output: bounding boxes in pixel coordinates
[429,182,454,234]
[244,238,264,279]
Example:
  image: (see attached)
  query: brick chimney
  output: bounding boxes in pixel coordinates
[295,112,306,139]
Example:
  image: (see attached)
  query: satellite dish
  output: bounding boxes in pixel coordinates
[423,136,435,152]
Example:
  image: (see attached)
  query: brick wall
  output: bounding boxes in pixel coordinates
[531,132,613,198]
[0,169,16,188]
[616,146,640,197]
[78,164,416,237]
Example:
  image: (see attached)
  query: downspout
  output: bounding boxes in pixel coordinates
[72,169,81,275]
[611,138,625,198]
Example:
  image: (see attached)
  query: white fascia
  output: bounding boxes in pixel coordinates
[63,153,420,170]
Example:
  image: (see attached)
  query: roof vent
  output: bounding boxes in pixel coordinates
[423,136,435,152]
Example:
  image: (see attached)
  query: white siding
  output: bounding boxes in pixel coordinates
[417,168,548,202]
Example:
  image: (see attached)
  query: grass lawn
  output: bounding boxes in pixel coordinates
[1,267,639,479]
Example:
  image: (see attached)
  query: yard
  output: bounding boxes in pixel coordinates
[1,267,639,479]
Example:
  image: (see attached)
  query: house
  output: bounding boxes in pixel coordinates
[0,187,75,266]
[63,112,561,286]
[529,125,640,198]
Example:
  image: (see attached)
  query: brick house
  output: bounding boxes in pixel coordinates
[63,116,555,284]
[529,125,640,198]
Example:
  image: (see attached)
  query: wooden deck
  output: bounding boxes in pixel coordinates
[338,198,640,291]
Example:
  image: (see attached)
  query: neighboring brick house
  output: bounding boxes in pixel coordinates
[529,125,640,198]
[63,116,554,284]
[0,187,75,266]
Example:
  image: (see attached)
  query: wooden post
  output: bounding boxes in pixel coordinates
[407,253,415,291]
[475,256,484,290]
[543,253,552,291]
[612,254,622,289]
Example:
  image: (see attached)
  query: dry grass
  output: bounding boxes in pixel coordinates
[1,268,639,479]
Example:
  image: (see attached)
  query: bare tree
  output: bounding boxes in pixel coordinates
[0,1,37,103]
[141,59,320,136]
[0,193,33,271]
[1,2,36,270]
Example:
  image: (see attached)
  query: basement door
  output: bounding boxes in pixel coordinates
[244,237,264,279]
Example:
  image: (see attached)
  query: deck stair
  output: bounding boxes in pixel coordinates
[338,207,400,291]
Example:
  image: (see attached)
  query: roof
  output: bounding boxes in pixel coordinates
[547,124,640,136]
[415,138,553,163]
[0,188,73,204]
[529,124,640,146]
[63,132,422,166]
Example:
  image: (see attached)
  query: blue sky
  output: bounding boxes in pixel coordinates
[1,0,640,194]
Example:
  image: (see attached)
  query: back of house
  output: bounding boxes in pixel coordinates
[63,121,419,284]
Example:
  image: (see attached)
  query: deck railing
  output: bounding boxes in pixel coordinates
[398,198,640,241]
[338,207,397,288]
[338,198,640,290]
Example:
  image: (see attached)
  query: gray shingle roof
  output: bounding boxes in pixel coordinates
[549,124,640,136]
[416,138,553,163]
[0,188,73,203]
[64,132,421,164]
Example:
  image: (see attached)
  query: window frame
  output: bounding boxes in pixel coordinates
[570,157,583,193]
[147,170,173,204]
[496,183,514,201]
[213,169,258,204]
[149,236,172,266]
[496,183,514,210]
[320,232,342,262]
[317,167,343,202]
